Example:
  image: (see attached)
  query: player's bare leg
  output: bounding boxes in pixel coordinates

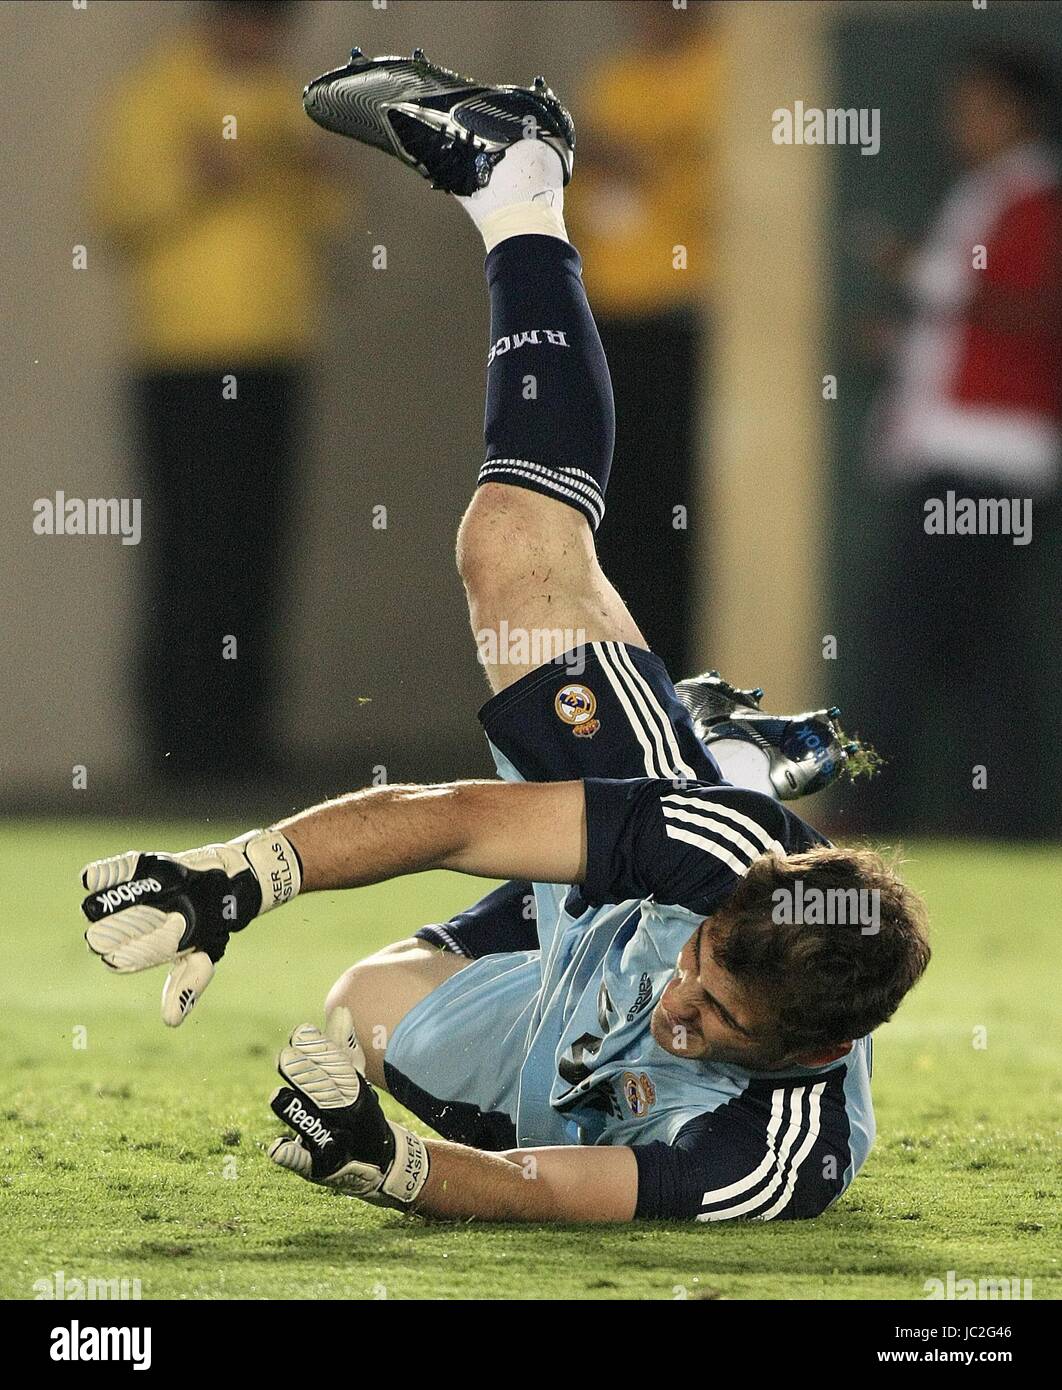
[442,114,870,787]
[447,118,644,692]
[304,48,639,693]
[457,486,644,692]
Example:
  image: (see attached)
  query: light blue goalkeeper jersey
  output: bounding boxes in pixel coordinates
[387,642,878,1222]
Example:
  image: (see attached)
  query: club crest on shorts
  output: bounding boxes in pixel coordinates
[622,1071,656,1117]
[554,683,600,738]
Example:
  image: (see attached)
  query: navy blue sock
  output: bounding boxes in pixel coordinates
[479,234,615,530]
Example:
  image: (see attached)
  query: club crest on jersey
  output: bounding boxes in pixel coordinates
[555,684,600,738]
[622,1071,656,1118]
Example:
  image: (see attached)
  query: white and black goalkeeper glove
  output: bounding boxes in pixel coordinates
[268,1010,430,1210]
[79,830,302,1026]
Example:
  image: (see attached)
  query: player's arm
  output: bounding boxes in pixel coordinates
[412,1108,848,1224]
[267,1018,638,1221]
[276,779,588,890]
[415,1142,638,1221]
[78,780,588,1025]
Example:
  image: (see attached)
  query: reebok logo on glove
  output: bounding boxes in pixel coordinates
[282,1096,335,1149]
[93,877,164,914]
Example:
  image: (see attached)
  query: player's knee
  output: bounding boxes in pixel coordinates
[324,964,360,1022]
[455,485,512,597]
[457,484,595,621]
[325,939,428,1086]
[324,936,464,1052]
[324,938,423,1019]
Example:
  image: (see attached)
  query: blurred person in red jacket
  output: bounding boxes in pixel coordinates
[859,46,1062,838]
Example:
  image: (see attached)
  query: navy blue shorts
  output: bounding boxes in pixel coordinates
[416,640,721,957]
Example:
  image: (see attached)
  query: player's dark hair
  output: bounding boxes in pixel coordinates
[710,846,930,1057]
[956,44,1057,134]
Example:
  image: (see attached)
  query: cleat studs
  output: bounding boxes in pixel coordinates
[751,688,765,700]
[412,48,426,61]
[844,743,860,755]
[349,46,363,60]
[828,706,841,718]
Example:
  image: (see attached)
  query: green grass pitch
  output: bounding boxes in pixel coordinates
[3,821,1059,1301]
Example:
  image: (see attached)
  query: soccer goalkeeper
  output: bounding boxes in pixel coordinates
[79,50,929,1223]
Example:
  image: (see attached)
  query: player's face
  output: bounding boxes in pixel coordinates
[650,921,780,1068]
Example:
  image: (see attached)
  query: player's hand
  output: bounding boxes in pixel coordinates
[268,1011,429,1209]
[79,830,301,1027]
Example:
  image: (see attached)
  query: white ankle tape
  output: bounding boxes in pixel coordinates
[479,200,569,253]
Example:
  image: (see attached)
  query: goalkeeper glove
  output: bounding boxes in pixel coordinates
[79,830,301,1026]
[268,1011,429,1210]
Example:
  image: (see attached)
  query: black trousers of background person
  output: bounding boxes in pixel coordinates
[594,307,703,681]
[849,474,1058,840]
[134,367,300,779]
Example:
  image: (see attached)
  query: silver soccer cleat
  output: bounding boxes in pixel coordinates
[303,47,575,195]
[675,670,869,800]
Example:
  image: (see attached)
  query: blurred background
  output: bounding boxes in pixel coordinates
[2,0,1060,842]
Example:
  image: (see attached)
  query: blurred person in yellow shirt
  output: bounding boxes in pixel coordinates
[90,0,345,782]
[567,0,721,678]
